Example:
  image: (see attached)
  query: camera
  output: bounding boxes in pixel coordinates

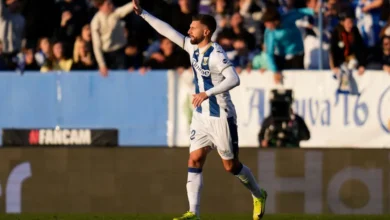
[264,89,296,147]
[269,89,293,121]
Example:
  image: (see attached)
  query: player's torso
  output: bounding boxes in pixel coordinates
[189,43,236,118]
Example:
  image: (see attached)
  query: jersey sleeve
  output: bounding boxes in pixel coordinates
[183,37,196,54]
[205,45,239,97]
[212,45,233,73]
[140,10,187,52]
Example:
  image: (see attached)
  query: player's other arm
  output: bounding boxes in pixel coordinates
[205,66,240,97]
[133,0,185,50]
[205,51,240,97]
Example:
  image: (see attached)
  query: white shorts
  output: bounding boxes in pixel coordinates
[189,112,239,160]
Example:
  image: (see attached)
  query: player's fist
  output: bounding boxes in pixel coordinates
[133,0,142,15]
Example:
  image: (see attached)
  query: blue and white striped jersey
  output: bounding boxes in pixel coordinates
[139,9,240,119]
[183,37,237,118]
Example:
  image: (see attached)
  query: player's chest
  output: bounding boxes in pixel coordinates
[190,53,212,78]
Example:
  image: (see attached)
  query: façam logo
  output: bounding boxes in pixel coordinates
[378,86,390,134]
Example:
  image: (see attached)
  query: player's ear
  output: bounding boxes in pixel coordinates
[204,29,210,37]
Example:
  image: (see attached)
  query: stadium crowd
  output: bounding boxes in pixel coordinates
[0,0,389,80]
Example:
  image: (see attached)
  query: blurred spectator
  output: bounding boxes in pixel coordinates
[35,37,52,67]
[0,40,8,70]
[142,37,190,70]
[252,44,269,72]
[261,5,315,79]
[380,18,390,39]
[325,0,354,18]
[22,48,39,71]
[219,12,256,50]
[0,0,25,68]
[354,0,383,48]
[354,0,384,66]
[231,38,255,73]
[295,0,317,37]
[79,24,94,60]
[125,39,143,71]
[0,0,385,74]
[234,0,263,44]
[382,36,390,74]
[14,48,40,72]
[210,0,231,40]
[329,13,366,75]
[303,33,331,70]
[54,0,89,56]
[278,0,296,14]
[199,0,212,14]
[324,0,341,31]
[303,12,331,70]
[71,38,97,70]
[216,32,236,60]
[41,41,73,73]
[170,0,197,36]
[21,0,57,50]
[91,0,134,76]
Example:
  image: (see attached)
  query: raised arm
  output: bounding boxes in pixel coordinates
[133,0,185,49]
[114,1,134,18]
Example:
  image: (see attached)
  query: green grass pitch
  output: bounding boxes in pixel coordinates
[1,214,390,220]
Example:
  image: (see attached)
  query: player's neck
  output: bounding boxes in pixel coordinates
[197,39,211,49]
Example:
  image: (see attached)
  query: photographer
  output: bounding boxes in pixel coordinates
[258,90,310,148]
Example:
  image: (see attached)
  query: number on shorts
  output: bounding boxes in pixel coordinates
[190,130,196,140]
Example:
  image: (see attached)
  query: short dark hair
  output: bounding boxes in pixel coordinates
[383,35,390,42]
[192,14,217,36]
[93,0,107,8]
[339,12,355,21]
[261,7,281,22]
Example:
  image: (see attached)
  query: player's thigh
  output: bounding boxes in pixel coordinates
[189,113,213,161]
[211,117,239,161]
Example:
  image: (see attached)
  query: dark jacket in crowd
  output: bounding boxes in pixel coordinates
[330,25,366,68]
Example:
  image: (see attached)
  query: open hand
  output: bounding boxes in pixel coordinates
[192,92,208,108]
[133,0,143,15]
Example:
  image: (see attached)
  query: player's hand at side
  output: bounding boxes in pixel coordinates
[192,92,208,108]
[133,0,142,15]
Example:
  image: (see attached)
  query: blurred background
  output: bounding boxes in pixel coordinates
[0,0,389,217]
[0,0,389,74]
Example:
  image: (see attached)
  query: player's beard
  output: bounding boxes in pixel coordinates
[190,36,204,45]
